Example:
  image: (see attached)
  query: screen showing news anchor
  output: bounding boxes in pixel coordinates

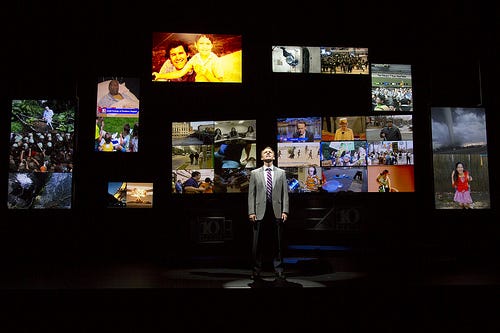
[96,77,140,153]
[152,32,242,83]
[277,117,322,143]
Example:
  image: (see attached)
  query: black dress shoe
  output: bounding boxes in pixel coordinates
[274,273,287,286]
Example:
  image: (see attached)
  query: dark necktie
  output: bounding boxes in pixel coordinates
[266,168,272,201]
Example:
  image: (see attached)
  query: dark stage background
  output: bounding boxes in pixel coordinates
[2,1,498,262]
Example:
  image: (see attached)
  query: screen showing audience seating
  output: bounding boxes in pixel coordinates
[272,46,369,74]
[8,99,76,209]
[172,119,256,194]
[277,115,415,193]
[152,32,242,83]
[371,63,413,112]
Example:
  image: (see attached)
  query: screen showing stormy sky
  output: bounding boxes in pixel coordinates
[431,107,487,151]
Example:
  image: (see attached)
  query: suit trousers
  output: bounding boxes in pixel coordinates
[252,201,284,275]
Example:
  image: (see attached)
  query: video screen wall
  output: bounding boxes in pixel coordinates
[8,99,76,209]
[172,119,257,194]
[96,77,140,152]
[272,46,369,74]
[152,32,242,83]
[431,107,490,209]
[277,115,415,193]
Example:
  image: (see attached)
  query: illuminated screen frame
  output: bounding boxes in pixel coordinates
[95,77,140,153]
[172,119,257,194]
[152,32,242,83]
[8,99,76,209]
[107,182,154,208]
[371,63,413,112]
[277,115,415,193]
[272,46,369,75]
[431,107,490,209]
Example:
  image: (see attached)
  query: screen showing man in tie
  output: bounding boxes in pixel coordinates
[248,146,289,285]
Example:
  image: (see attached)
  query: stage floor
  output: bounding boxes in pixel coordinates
[1,257,499,331]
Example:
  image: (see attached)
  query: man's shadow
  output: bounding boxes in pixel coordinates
[248,278,303,288]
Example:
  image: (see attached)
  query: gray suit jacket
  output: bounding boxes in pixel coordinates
[248,165,289,220]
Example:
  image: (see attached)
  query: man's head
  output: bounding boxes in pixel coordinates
[296,121,307,135]
[191,171,201,180]
[387,119,393,128]
[108,80,120,95]
[166,40,190,70]
[261,146,275,163]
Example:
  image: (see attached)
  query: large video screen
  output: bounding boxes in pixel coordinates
[277,115,415,193]
[431,107,490,209]
[8,99,76,209]
[272,46,369,74]
[152,32,242,83]
[172,119,256,194]
[371,63,413,112]
[96,77,140,152]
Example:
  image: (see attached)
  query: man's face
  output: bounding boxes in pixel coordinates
[169,45,188,70]
[109,80,120,95]
[261,148,275,162]
[296,123,306,135]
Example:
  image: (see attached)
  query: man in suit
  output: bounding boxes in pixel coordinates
[248,146,289,282]
[292,120,314,142]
